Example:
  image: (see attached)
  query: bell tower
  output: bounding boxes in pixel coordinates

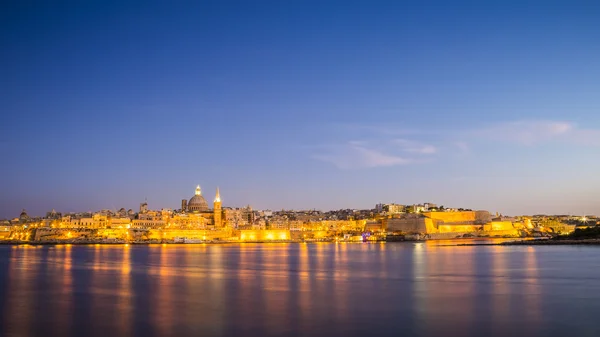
[213,187,222,227]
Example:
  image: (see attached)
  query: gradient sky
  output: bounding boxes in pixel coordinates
[1,0,599,218]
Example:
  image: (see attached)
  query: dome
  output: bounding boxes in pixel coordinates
[19,209,30,222]
[188,195,209,212]
[188,185,209,212]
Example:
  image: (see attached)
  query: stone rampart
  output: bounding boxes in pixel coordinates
[238,230,291,241]
[483,221,515,231]
[385,217,428,233]
[422,211,491,224]
[148,229,232,240]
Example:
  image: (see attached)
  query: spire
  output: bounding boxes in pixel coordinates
[195,184,201,196]
[214,187,221,203]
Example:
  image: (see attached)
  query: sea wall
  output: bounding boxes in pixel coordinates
[147,229,232,241]
[384,211,516,237]
[483,221,515,231]
[385,217,428,233]
[34,228,97,241]
[425,229,520,240]
[238,230,291,241]
[422,211,492,224]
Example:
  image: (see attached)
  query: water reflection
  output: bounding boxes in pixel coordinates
[53,245,73,337]
[522,247,541,336]
[117,245,132,337]
[152,245,173,337]
[4,246,36,336]
[491,245,510,330]
[0,243,599,337]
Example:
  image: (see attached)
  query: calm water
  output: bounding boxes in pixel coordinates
[1,242,600,337]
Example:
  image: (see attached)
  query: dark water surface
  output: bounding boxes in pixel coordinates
[1,242,600,337]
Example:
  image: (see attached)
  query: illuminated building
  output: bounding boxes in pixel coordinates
[187,185,209,212]
[19,209,30,223]
[169,185,226,229]
[110,217,131,228]
[139,202,148,214]
[384,211,520,238]
[213,187,222,227]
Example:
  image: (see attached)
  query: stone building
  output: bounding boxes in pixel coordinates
[171,185,226,229]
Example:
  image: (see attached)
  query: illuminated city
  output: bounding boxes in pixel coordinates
[2,1,600,337]
[1,184,596,244]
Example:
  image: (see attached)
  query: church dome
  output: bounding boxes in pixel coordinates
[188,185,209,212]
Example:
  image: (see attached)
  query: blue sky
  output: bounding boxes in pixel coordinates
[1,1,599,218]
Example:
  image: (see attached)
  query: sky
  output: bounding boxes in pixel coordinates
[1,0,599,218]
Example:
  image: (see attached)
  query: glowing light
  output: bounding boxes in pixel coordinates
[214,187,221,203]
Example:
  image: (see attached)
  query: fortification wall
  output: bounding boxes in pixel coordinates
[97,228,131,239]
[484,221,515,231]
[239,230,290,241]
[30,228,235,242]
[475,211,493,223]
[426,229,520,240]
[422,211,492,224]
[386,218,428,233]
[386,212,513,236]
[422,211,476,223]
[437,224,483,233]
[148,229,232,240]
[34,228,97,241]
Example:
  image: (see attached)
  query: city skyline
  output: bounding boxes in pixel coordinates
[2,182,595,219]
[2,1,600,218]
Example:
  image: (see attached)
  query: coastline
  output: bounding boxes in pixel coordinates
[4,236,600,246]
[0,239,361,245]
[456,238,600,246]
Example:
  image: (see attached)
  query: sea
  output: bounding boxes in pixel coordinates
[1,240,599,337]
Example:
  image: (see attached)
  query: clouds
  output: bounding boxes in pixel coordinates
[392,139,437,154]
[313,143,412,169]
[468,120,600,148]
[313,120,600,169]
[312,139,436,169]
[474,120,575,145]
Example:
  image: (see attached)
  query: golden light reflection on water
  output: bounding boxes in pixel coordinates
[154,244,175,337]
[4,246,36,337]
[207,245,226,336]
[410,242,546,336]
[117,245,132,336]
[262,245,290,335]
[88,245,134,335]
[0,242,557,337]
[522,246,541,335]
[332,243,349,323]
[491,245,510,328]
[55,245,73,337]
[298,242,311,325]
